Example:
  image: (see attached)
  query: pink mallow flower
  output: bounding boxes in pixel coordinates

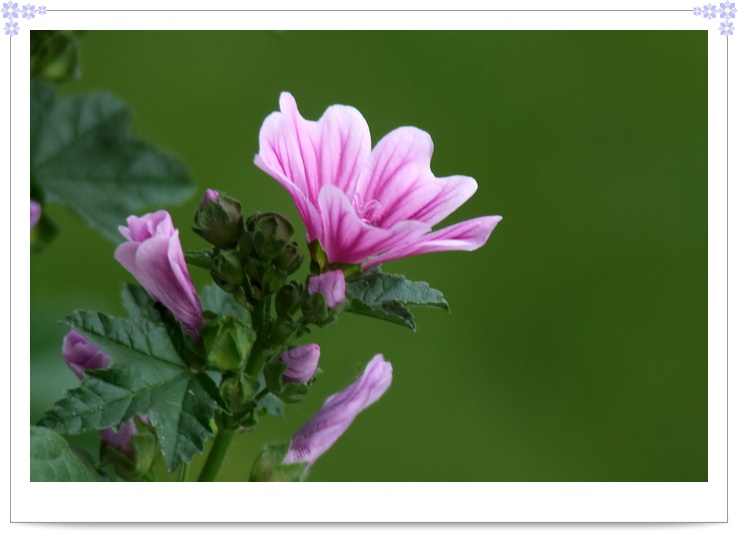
[204,188,220,203]
[62,331,145,459]
[30,200,41,229]
[114,210,204,338]
[255,92,502,269]
[283,354,392,466]
[280,344,321,383]
[307,270,346,308]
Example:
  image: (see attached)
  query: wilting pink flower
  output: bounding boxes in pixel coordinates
[284,354,392,466]
[255,93,502,269]
[62,330,111,380]
[204,188,220,203]
[281,344,320,383]
[62,331,146,459]
[115,210,204,337]
[307,270,346,308]
[30,200,41,229]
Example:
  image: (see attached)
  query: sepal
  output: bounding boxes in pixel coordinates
[249,440,309,482]
[201,313,256,372]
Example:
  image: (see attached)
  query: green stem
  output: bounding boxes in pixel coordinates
[245,298,269,376]
[197,429,235,482]
[179,462,190,482]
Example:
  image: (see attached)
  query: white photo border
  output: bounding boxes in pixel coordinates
[5,0,730,524]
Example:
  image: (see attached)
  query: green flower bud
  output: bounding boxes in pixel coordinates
[201,315,256,372]
[300,292,329,324]
[194,189,244,249]
[220,373,260,412]
[272,242,304,275]
[248,212,295,260]
[211,250,244,293]
[275,282,302,317]
[262,264,288,294]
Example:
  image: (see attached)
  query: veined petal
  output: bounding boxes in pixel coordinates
[254,154,323,241]
[355,126,479,228]
[317,185,430,265]
[256,92,371,204]
[363,216,502,270]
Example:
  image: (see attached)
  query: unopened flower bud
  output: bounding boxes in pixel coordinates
[62,331,111,379]
[275,282,301,317]
[194,189,244,249]
[300,292,329,324]
[220,373,259,412]
[272,242,304,275]
[211,250,244,293]
[100,417,157,478]
[308,270,346,309]
[247,212,295,260]
[280,344,320,383]
[115,211,204,338]
[201,315,256,372]
[284,354,392,467]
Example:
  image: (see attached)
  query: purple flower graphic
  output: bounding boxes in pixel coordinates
[36,4,44,14]
[720,20,734,35]
[4,20,18,35]
[694,6,703,15]
[704,4,718,18]
[2,2,19,19]
[20,3,33,19]
[720,2,736,18]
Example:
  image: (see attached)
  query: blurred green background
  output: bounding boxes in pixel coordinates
[30,31,707,481]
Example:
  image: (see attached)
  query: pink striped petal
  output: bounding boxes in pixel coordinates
[355,126,478,228]
[363,216,502,270]
[317,185,430,265]
[256,92,371,233]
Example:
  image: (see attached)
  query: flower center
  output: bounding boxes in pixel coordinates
[352,195,383,226]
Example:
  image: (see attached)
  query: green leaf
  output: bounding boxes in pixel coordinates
[121,284,163,323]
[346,298,417,331]
[30,426,101,482]
[344,269,450,331]
[200,284,246,319]
[30,80,194,242]
[38,311,228,472]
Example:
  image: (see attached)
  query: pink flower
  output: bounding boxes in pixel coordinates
[255,93,502,269]
[62,330,111,380]
[307,270,346,308]
[284,354,392,466]
[280,344,320,383]
[30,200,41,229]
[114,210,204,337]
[204,188,219,203]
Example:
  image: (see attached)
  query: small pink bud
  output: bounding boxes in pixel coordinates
[62,331,111,380]
[204,188,220,204]
[280,344,320,383]
[308,270,346,309]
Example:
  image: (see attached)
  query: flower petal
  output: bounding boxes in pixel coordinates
[255,91,371,210]
[363,215,502,269]
[355,126,479,228]
[254,154,323,241]
[317,185,429,265]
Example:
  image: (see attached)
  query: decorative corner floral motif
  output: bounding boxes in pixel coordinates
[695,3,734,36]
[3,2,43,36]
